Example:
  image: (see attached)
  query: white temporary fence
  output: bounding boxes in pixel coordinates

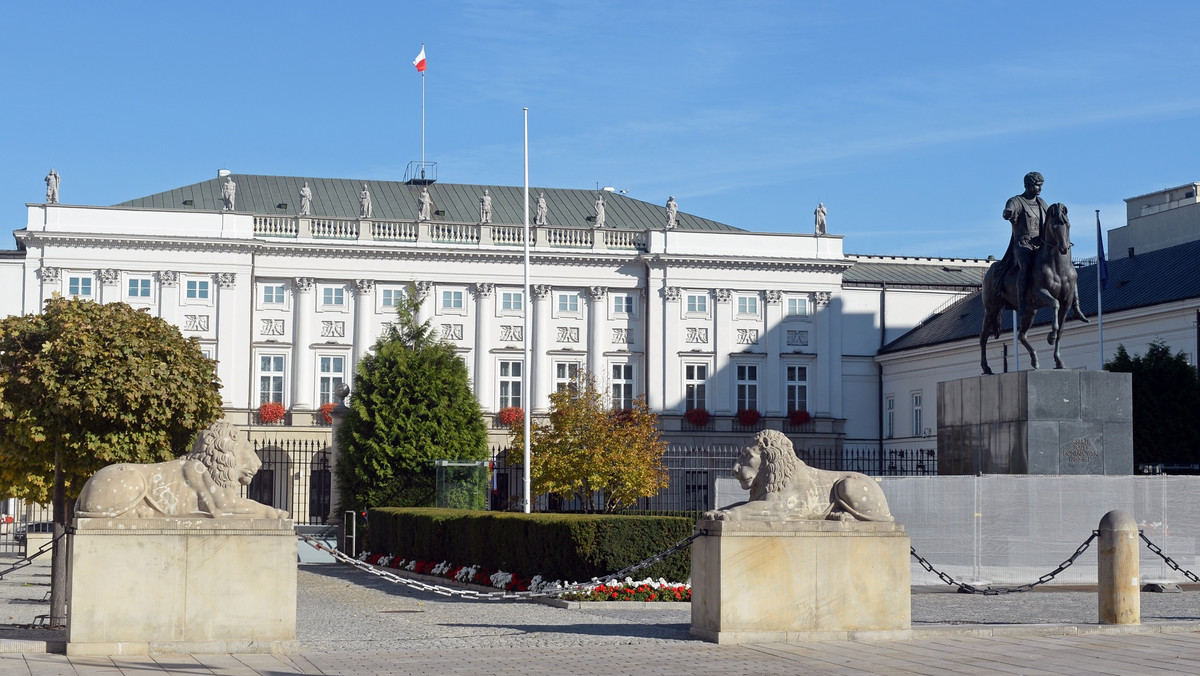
[715,475,1200,586]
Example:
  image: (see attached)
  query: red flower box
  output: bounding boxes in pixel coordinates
[788,409,813,425]
[320,402,337,424]
[735,408,761,426]
[497,406,524,426]
[258,401,286,424]
[684,408,710,427]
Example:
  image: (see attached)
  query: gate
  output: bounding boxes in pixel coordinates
[247,438,333,525]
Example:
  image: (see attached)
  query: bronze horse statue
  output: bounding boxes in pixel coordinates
[980,202,1088,374]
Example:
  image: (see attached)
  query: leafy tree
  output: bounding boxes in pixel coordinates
[510,372,668,513]
[336,287,488,512]
[0,297,223,626]
[1106,340,1200,467]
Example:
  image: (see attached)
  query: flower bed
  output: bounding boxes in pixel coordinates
[356,550,690,602]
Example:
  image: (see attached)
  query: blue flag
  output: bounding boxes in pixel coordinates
[1096,212,1109,291]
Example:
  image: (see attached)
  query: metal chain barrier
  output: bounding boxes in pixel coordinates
[297,529,702,600]
[910,530,1098,595]
[0,531,64,581]
[1140,532,1200,583]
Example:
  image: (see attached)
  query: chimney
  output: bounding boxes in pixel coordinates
[1128,247,1135,258]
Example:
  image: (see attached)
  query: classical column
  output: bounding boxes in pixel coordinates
[157,270,179,323]
[656,285,681,412]
[644,269,667,411]
[353,279,374,368]
[764,290,784,416]
[99,269,120,304]
[38,266,60,305]
[813,291,834,418]
[532,284,554,413]
[414,281,433,328]
[587,286,607,378]
[472,283,494,407]
[214,272,241,408]
[293,277,316,411]
[713,289,733,414]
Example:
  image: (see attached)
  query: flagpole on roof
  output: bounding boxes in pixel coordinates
[412,44,427,167]
[522,107,532,514]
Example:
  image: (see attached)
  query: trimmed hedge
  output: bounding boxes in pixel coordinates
[367,508,694,582]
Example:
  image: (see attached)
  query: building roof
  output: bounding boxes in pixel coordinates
[843,258,988,289]
[879,238,1200,354]
[115,175,743,232]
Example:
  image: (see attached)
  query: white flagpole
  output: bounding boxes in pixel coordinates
[421,43,426,168]
[522,108,532,514]
[1096,210,1105,371]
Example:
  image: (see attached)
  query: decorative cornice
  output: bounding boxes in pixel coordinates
[294,277,314,292]
[814,291,832,308]
[533,284,554,299]
[217,272,237,289]
[588,286,607,301]
[158,270,178,286]
[663,286,681,301]
[354,279,374,295]
[473,282,494,299]
[38,266,60,283]
[100,269,120,285]
[765,290,782,304]
[714,289,732,303]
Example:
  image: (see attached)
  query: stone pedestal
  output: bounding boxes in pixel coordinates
[937,370,1133,475]
[691,519,911,644]
[66,517,296,656]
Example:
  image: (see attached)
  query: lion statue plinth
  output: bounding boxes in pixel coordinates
[704,430,893,522]
[76,420,289,519]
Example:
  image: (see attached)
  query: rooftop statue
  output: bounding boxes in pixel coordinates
[479,189,492,223]
[980,173,1087,374]
[594,194,606,228]
[814,202,826,235]
[703,430,893,522]
[418,187,433,221]
[45,169,60,204]
[359,184,372,218]
[299,182,312,216]
[534,192,548,226]
[221,176,236,211]
[666,196,678,229]
[76,420,289,519]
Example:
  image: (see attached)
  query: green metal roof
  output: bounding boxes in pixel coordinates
[116,175,744,232]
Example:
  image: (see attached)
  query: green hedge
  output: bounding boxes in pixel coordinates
[367,508,694,582]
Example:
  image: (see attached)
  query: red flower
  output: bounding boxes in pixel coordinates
[320,402,337,424]
[736,408,761,426]
[684,408,710,426]
[788,409,813,425]
[258,401,286,424]
[497,406,524,426]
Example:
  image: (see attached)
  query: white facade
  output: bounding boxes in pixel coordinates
[2,177,985,448]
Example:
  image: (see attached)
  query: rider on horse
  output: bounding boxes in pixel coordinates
[997,171,1048,317]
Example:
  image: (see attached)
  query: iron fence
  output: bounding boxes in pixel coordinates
[487,443,935,513]
[245,438,332,525]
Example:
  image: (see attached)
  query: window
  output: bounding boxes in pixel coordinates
[501,291,523,312]
[612,294,634,315]
[381,288,402,308]
[318,356,345,405]
[912,392,923,437]
[786,365,808,414]
[322,286,345,307]
[498,360,523,409]
[554,361,581,392]
[686,293,707,314]
[68,276,93,298]
[186,279,210,300]
[611,363,634,410]
[885,395,895,439]
[557,293,579,313]
[127,278,151,299]
[737,295,758,316]
[736,364,758,411]
[258,354,285,405]
[684,363,708,411]
[787,296,808,317]
[441,290,463,310]
[263,284,286,304]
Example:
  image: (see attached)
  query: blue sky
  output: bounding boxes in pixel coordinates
[3,1,1198,259]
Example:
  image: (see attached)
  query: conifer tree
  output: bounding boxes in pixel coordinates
[1107,341,1200,467]
[335,286,488,510]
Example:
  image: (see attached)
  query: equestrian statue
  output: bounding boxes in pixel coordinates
[980,172,1087,375]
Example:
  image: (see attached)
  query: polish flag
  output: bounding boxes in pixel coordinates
[412,46,427,73]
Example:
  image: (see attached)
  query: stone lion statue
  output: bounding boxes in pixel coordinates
[76,420,289,519]
[704,430,893,522]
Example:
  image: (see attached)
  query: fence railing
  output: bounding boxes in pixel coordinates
[243,438,333,525]
[486,443,935,513]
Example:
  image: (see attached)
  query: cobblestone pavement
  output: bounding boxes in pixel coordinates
[2,552,1200,674]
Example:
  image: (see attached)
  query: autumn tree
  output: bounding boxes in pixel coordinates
[510,372,667,513]
[0,297,223,626]
[1106,341,1200,467]
[336,287,488,511]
